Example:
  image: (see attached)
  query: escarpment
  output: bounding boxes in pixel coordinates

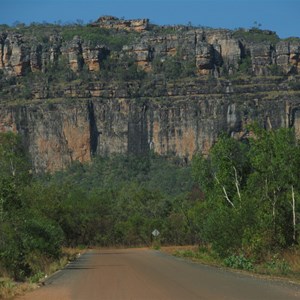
[0,17,300,172]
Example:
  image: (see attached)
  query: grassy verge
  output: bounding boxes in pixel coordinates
[0,247,83,299]
[161,245,300,284]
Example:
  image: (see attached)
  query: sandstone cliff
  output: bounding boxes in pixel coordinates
[0,18,300,172]
[1,20,300,78]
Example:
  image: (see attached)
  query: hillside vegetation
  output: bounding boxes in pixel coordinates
[1,125,300,289]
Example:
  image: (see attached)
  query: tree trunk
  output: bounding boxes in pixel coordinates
[272,190,277,236]
[233,166,241,205]
[214,175,235,208]
[0,197,3,221]
[292,185,296,242]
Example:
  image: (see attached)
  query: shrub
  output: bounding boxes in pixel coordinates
[238,56,252,74]
[61,25,137,51]
[288,80,300,90]
[267,64,284,76]
[264,255,291,275]
[224,254,254,271]
[233,28,280,44]
[0,213,64,280]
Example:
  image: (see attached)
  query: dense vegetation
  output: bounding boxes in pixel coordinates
[192,125,300,259]
[0,133,64,281]
[0,135,194,281]
[1,125,300,283]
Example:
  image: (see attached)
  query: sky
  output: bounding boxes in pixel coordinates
[1,0,299,38]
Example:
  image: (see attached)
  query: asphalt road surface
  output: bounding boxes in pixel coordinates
[16,248,300,300]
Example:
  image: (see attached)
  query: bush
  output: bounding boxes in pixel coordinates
[233,28,280,44]
[224,254,254,271]
[202,205,244,257]
[288,80,300,90]
[0,209,63,280]
[23,215,64,260]
[152,55,192,80]
[267,64,284,76]
[61,26,137,51]
[238,56,252,74]
[264,254,291,275]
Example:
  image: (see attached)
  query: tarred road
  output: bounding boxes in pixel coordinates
[16,248,300,300]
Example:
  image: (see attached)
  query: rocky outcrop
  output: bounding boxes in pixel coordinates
[0,33,110,75]
[1,20,300,77]
[290,44,300,73]
[195,42,214,75]
[62,36,84,72]
[250,43,274,75]
[122,28,300,77]
[82,43,110,72]
[91,16,149,32]
[0,33,30,76]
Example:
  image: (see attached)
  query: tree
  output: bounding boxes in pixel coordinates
[191,134,250,256]
[193,134,250,209]
[247,125,300,246]
[191,127,300,258]
[0,133,64,280]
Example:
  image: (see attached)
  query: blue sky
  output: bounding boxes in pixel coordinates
[1,0,299,38]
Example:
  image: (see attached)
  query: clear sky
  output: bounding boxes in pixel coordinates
[1,0,299,38]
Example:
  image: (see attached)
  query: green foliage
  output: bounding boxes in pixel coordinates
[191,127,300,260]
[0,133,30,180]
[224,254,254,271]
[173,246,221,265]
[15,153,193,251]
[100,55,146,82]
[3,23,62,43]
[193,134,250,209]
[288,80,300,90]
[28,271,45,284]
[1,126,299,282]
[283,37,300,43]
[1,22,137,51]
[233,28,280,44]
[0,133,63,280]
[152,55,196,80]
[267,64,284,76]
[238,55,252,75]
[149,25,179,35]
[61,26,137,51]
[174,249,196,258]
[22,214,64,259]
[264,254,291,275]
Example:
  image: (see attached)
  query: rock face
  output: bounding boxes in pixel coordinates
[1,18,300,172]
[122,28,300,77]
[1,77,300,173]
[0,33,110,76]
[195,41,214,75]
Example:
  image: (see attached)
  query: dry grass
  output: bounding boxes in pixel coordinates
[283,248,300,276]
[0,278,37,299]
[161,245,198,255]
[161,245,300,284]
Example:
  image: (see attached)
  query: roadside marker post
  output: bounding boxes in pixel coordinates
[151,229,160,249]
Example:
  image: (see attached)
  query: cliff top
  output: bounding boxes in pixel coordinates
[0,15,300,104]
